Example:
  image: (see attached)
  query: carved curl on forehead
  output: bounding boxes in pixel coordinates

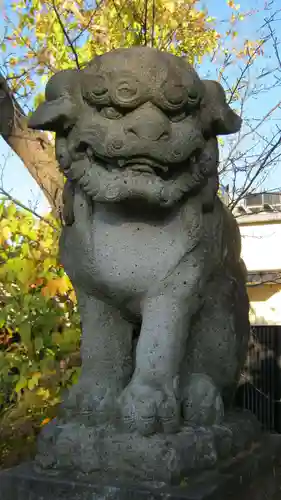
[111,73,143,108]
[81,72,110,105]
[160,78,186,110]
[156,68,203,112]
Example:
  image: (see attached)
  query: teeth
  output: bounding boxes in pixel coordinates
[123,158,166,169]
[130,165,154,174]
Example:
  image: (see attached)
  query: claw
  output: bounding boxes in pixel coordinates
[182,373,224,427]
[119,378,180,435]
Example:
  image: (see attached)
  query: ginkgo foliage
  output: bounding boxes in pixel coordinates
[0,0,263,211]
[0,200,80,466]
[2,0,250,104]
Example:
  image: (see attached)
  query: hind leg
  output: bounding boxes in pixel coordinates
[181,270,250,426]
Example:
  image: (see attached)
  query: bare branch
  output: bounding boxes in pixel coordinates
[151,0,156,48]
[51,0,81,70]
[229,133,281,210]
[227,40,268,105]
[0,187,58,230]
[267,20,281,68]
[72,9,100,46]
[143,0,148,46]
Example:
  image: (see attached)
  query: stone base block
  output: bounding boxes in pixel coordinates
[1,434,281,500]
[34,411,261,484]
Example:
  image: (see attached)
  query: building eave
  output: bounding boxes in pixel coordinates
[247,270,281,286]
[236,212,281,226]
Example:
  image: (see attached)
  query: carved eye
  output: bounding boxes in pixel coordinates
[82,74,109,104]
[99,106,123,119]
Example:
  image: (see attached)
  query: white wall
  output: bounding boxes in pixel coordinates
[240,222,281,272]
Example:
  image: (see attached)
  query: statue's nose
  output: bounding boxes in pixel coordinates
[126,103,171,141]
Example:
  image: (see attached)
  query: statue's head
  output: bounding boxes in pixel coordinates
[29,47,241,207]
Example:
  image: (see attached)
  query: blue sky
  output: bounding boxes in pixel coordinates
[0,0,280,213]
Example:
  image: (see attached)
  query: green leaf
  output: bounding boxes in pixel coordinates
[0,202,4,218]
[20,322,32,351]
[0,311,6,328]
[7,204,17,218]
[34,336,44,352]
[15,375,27,393]
[70,368,80,386]
[21,242,30,257]
[27,372,41,390]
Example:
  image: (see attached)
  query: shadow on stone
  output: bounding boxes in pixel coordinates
[1,433,281,500]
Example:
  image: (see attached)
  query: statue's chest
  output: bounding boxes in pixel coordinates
[61,202,202,300]
[91,211,187,290]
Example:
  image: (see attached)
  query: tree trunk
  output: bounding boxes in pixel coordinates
[0,73,63,216]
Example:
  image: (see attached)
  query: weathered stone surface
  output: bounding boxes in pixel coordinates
[1,434,281,500]
[28,46,251,478]
[34,411,260,483]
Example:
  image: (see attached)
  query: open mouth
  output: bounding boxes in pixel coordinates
[117,151,202,179]
[77,144,202,180]
[117,157,169,177]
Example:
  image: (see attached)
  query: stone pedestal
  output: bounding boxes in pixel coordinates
[1,434,281,500]
[32,411,261,483]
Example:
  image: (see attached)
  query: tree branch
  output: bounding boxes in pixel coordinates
[229,133,281,210]
[151,0,156,48]
[0,71,63,215]
[0,187,58,230]
[52,0,81,70]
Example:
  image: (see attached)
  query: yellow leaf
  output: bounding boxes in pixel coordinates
[42,277,70,297]
[41,417,51,426]
[36,388,51,401]
[2,226,11,241]
[69,289,77,304]
[27,372,41,390]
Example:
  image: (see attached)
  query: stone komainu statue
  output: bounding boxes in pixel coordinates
[29,47,250,437]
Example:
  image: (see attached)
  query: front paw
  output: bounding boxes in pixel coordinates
[119,376,180,435]
[182,373,224,426]
[62,376,121,422]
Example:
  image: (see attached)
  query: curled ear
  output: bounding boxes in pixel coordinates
[28,69,81,132]
[28,97,76,132]
[201,80,242,136]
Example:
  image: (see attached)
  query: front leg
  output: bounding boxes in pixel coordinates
[120,251,204,435]
[62,291,133,424]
